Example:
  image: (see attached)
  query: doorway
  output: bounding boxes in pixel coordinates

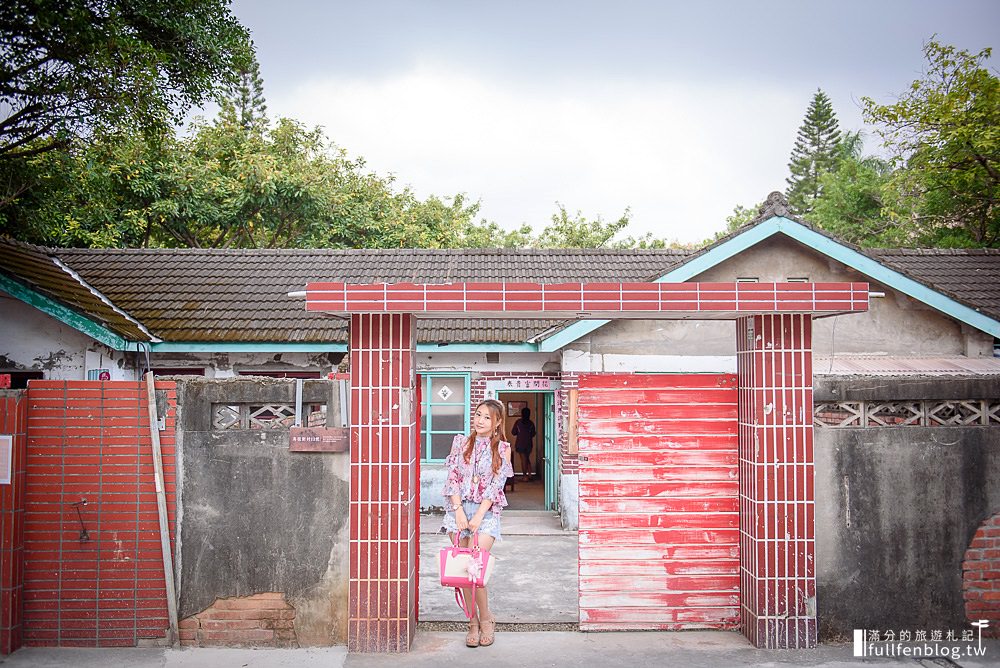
[497,390,555,511]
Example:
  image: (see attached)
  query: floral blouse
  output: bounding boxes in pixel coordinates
[442,434,514,515]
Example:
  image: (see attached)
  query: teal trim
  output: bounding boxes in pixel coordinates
[147,341,347,353]
[538,320,608,353]
[768,217,1000,338]
[0,274,131,350]
[418,342,537,352]
[651,218,783,283]
[147,342,537,353]
[537,215,1000,348]
[420,372,471,462]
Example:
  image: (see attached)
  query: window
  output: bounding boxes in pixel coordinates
[736,277,759,283]
[420,373,470,461]
[787,276,810,283]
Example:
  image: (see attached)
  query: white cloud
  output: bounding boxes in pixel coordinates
[274,62,806,244]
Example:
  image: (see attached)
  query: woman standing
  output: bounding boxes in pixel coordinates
[441,398,514,648]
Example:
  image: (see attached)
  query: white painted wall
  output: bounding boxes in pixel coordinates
[0,296,128,379]
[560,474,579,530]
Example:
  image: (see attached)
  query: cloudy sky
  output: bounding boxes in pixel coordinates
[224,1,998,244]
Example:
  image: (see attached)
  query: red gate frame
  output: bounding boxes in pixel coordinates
[305,281,869,652]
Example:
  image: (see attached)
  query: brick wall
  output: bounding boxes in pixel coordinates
[179,593,296,647]
[0,391,27,655]
[963,512,1000,638]
[559,371,579,475]
[23,380,177,647]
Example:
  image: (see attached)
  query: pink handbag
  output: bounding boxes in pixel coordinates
[439,533,495,618]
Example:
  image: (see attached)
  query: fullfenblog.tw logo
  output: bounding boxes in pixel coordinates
[853,620,990,661]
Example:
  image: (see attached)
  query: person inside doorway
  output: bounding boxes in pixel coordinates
[441,399,514,648]
[511,406,536,482]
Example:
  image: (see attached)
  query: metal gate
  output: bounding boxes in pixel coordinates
[577,373,739,630]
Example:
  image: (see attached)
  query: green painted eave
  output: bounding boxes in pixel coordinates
[538,216,1000,351]
[144,341,348,353]
[143,341,538,353]
[0,273,133,350]
[418,342,538,352]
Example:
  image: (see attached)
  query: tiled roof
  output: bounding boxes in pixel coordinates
[868,249,1000,322]
[0,237,150,341]
[4,239,999,346]
[50,248,686,343]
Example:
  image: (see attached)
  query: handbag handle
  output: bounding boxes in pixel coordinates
[451,531,482,619]
[452,531,481,551]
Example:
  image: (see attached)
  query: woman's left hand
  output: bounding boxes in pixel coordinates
[467,513,483,534]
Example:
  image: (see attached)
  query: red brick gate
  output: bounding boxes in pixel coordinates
[306,280,866,651]
[577,373,739,630]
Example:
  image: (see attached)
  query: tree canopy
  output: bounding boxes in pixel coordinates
[862,40,999,247]
[0,0,253,161]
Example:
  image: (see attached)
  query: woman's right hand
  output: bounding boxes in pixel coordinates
[455,507,469,531]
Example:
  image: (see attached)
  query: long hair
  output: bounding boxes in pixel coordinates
[464,399,506,475]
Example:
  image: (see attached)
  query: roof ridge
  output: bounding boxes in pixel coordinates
[54,246,688,255]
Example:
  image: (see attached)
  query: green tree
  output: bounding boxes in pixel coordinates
[0,111,491,249]
[0,0,253,161]
[786,89,842,215]
[807,131,900,245]
[533,204,631,248]
[223,45,268,132]
[862,40,999,247]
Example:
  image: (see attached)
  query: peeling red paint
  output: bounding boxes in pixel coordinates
[577,373,740,631]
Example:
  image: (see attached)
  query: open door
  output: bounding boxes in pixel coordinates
[543,392,557,510]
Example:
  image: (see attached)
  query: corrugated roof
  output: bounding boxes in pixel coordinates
[814,355,1000,375]
[50,248,685,343]
[0,237,150,341]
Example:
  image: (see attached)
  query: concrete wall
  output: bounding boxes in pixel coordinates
[175,378,350,646]
[813,375,1000,639]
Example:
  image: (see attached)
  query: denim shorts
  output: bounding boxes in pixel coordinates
[441,499,502,541]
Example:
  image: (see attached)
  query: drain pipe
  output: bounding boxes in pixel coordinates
[144,371,179,643]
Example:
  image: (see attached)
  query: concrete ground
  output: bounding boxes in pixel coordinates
[4,510,999,667]
[419,509,578,625]
[4,633,999,667]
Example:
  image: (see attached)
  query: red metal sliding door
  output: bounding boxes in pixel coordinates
[577,373,739,630]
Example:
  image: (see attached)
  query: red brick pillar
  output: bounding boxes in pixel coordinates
[348,314,417,652]
[0,391,26,655]
[736,314,816,649]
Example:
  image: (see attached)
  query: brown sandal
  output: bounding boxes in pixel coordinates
[479,616,496,646]
[465,618,480,647]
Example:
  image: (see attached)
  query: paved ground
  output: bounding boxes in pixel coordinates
[5,510,998,667]
[4,633,999,667]
[419,509,578,624]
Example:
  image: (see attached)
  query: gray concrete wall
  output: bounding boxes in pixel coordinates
[814,375,1000,639]
[578,236,994,358]
[175,378,350,645]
